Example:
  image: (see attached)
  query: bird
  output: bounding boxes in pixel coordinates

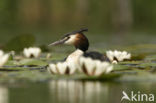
[49,28,110,64]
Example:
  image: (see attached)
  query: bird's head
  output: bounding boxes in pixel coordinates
[49,28,89,52]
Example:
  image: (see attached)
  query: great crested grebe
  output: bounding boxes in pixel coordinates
[49,28,109,63]
[48,29,131,75]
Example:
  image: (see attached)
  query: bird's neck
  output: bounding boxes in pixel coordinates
[74,33,89,52]
[66,49,84,63]
[74,41,89,52]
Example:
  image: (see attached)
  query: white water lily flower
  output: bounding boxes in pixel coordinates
[0,50,9,67]
[79,57,113,76]
[23,47,41,58]
[106,50,131,63]
[48,61,77,75]
[67,61,78,74]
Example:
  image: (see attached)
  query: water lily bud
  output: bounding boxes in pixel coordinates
[0,50,9,67]
[23,47,41,58]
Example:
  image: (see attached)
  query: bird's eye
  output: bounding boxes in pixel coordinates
[66,37,70,40]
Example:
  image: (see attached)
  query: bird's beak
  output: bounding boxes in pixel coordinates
[48,39,66,46]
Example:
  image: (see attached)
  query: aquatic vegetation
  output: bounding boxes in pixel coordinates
[23,47,41,58]
[48,56,113,76]
[0,50,9,67]
[0,43,155,83]
[79,57,113,76]
[106,50,131,63]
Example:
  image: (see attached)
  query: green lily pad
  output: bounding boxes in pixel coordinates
[47,73,121,81]
[145,54,156,61]
[18,58,48,66]
[113,64,131,71]
[139,62,156,67]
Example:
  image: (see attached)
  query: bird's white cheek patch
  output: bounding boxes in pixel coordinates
[65,35,76,45]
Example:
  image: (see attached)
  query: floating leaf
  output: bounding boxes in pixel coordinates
[145,54,156,61]
[48,73,121,81]
[131,53,146,60]
[18,59,48,66]
[113,64,131,71]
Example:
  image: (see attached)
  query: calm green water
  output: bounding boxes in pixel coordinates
[0,80,156,103]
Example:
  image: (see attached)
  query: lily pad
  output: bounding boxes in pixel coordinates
[47,73,121,81]
[18,59,48,66]
[113,64,131,71]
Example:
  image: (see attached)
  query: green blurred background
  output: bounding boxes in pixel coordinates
[0,0,156,48]
[0,1,156,103]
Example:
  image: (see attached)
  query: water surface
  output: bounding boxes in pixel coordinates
[1,80,156,103]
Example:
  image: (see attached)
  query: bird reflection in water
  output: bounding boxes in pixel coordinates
[49,80,109,103]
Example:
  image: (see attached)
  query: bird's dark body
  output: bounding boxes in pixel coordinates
[83,51,110,62]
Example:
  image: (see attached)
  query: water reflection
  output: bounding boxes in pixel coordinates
[49,80,156,103]
[49,80,110,103]
[0,80,155,103]
[0,86,8,103]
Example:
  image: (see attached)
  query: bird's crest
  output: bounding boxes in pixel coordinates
[63,28,88,38]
